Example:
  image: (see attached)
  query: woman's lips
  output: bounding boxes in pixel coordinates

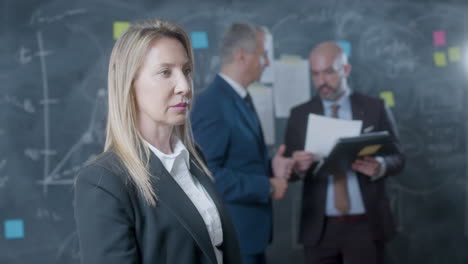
[170,102,188,110]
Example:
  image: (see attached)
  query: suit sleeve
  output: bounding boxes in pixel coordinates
[377,103,405,177]
[74,165,138,264]
[191,100,270,204]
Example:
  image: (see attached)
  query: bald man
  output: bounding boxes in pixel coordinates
[284,42,405,264]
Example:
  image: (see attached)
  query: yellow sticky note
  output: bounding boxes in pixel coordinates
[279,54,302,64]
[358,144,382,156]
[113,21,131,40]
[380,91,395,107]
[448,46,461,62]
[434,52,447,67]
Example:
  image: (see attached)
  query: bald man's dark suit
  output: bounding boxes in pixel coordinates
[284,92,405,249]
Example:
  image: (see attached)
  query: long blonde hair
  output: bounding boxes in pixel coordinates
[105,19,211,206]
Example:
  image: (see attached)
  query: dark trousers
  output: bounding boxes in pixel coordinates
[304,216,385,264]
[242,252,266,264]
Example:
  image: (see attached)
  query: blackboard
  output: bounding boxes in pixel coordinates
[1,0,468,263]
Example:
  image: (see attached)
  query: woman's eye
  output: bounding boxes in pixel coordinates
[159,69,171,77]
[183,68,192,75]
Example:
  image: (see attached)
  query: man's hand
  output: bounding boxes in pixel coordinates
[352,156,381,177]
[292,151,315,173]
[269,177,288,200]
[272,144,294,179]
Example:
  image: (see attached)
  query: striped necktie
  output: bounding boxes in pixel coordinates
[331,104,350,215]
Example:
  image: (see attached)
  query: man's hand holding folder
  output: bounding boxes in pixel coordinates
[313,131,396,177]
[293,113,397,178]
[292,133,392,179]
[352,156,382,177]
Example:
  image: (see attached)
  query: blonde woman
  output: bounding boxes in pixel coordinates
[74,19,241,264]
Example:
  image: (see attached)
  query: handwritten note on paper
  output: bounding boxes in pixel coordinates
[305,113,362,158]
[190,31,209,49]
[448,46,461,62]
[113,21,131,40]
[380,91,395,107]
[260,30,275,84]
[272,57,311,118]
[433,31,446,46]
[249,83,275,145]
[433,52,447,67]
[337,41,351,58]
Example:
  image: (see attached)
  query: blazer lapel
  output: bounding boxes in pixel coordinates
[233,98,264,141]
[190,158,242,264]
[189,159,222,210]
[310,96,325,115]
[149,154,217,264]
[349,93,372,187]
[217,76,264,144]
[350,93,366,132]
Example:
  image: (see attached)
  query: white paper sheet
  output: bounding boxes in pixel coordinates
[272,58,311,118]
[260,30,275,84]
[249,83,275,145]
[304,113,362,158]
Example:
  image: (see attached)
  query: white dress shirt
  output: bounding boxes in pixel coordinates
[322,89,386,216]
[322,89,366,216]
[146,138,223,264]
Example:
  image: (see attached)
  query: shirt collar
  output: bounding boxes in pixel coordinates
[218,73,248,99]
[145,137,190,173]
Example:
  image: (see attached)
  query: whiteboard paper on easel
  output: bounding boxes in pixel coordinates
[272,57,311,118]
[260,29,275,84]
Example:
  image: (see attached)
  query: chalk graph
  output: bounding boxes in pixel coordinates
[23,11,108,193]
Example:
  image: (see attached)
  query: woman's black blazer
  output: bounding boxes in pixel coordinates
[74,150,242,264]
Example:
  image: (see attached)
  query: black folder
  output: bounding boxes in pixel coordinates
[315,131,397,175]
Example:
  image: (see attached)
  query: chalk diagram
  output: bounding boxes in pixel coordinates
[387,9,468,241]
[25,22,107,193]
[0,159,7,188]
[0,8,108,262]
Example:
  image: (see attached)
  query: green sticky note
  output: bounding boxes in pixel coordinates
[448,46,461,62]
[113,21,131,40]
[380,91,395,107]
[434,52,447,67]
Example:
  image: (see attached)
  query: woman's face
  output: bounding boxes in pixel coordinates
[133,37,192,131]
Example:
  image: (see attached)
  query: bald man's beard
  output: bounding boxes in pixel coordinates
[318,81,346,102]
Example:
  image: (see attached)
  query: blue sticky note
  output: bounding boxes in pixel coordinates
[191,31,209,49]
[337,41,351,58]
[4,219,25,239]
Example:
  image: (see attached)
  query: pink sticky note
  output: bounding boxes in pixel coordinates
[433,31,446,46]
